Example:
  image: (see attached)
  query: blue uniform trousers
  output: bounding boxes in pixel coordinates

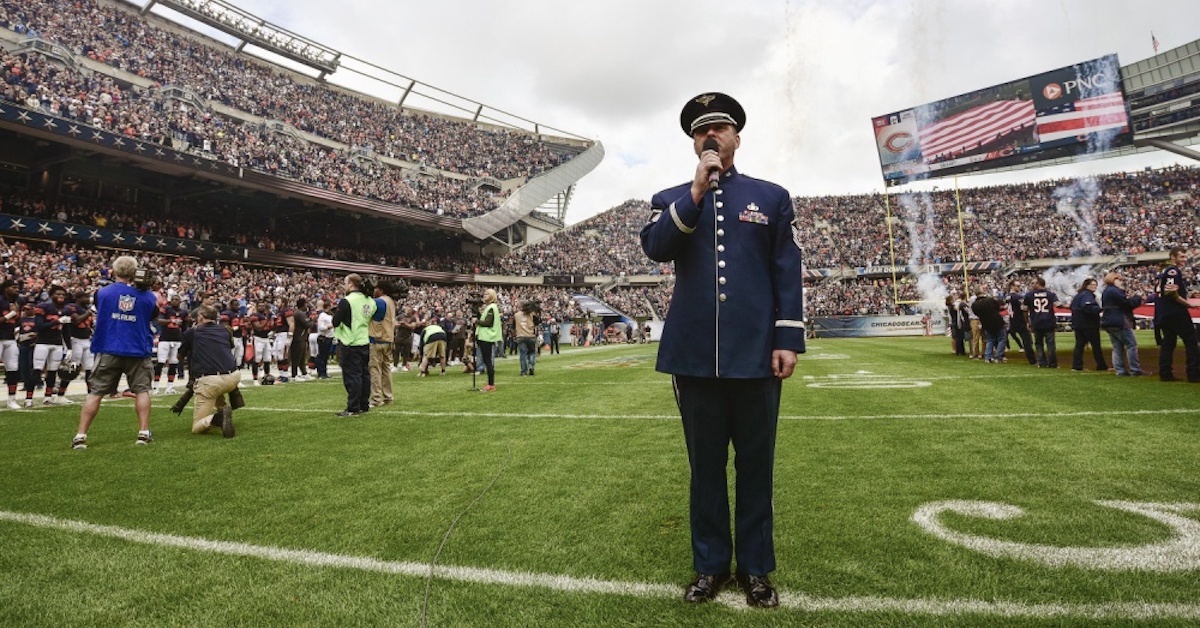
[673,375,780,576]
[339,344,370,412]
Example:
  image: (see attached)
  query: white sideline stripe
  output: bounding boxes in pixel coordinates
[0,510,673,598]
[253,407,1200,422]
[2,509,1198,620]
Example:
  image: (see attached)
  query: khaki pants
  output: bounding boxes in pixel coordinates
[192,372,243,433]
[970,319,983,358]
[369,342,394,406]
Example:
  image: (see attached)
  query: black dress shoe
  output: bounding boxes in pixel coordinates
[736,573,779,608]
[683,572,731,603]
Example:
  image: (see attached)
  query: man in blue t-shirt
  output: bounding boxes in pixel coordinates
[71,256,160,450]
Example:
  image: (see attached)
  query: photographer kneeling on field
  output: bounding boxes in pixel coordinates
[179,305,241,438]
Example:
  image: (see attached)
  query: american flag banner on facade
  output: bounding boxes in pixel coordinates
[917,100,1035,162]
[1153,32,1160,53]
[1034,93,1129,143]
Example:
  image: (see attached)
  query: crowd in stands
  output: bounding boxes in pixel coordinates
[477,167,1200,278]
[0,0,576,217]
[797,166,1200,268]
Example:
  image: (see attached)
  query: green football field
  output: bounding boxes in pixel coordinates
[2,335,1199,626]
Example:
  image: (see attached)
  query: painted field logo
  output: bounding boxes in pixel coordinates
[568,356,647,369]
[913,500,1200,572]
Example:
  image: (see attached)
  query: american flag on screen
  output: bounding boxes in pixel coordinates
[918,100,1035,162]
[1034,93,1129,143]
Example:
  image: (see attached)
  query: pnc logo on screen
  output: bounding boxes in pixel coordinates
[1042,83,1064,100]
[884,132,914,153]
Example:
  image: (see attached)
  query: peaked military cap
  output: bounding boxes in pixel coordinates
[680,92,746,136]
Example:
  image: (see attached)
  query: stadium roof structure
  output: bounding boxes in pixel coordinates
[126,0,600,241]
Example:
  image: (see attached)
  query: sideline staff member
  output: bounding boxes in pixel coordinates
[333,273,376,416]
[640,92,805,608]
[71,255,159,449]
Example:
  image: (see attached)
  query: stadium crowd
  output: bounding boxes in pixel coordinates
[0,0,577,217]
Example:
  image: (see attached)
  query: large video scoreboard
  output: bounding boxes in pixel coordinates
[873,54,1131,186]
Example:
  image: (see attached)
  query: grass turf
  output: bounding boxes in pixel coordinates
[1,334,1199,626]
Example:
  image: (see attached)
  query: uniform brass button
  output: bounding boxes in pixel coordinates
[719,277,726,285]
[718,260,726,268]
[717,215,725,222]
[719,294,727,302]
[717,245,725,252]
[716,202,723,208]
[717,229,724,237]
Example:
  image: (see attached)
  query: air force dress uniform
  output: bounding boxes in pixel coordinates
[640,92,805,599]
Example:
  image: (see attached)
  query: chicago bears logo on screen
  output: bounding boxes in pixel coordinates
[883,132,915,153]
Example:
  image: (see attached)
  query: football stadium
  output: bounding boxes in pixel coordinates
[2,0,1200,625]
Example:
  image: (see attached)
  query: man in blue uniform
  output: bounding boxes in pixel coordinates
[1156,247,1200,381]
[1023,277,1059,368]
[71,255,160,449]
[641,92,805,609]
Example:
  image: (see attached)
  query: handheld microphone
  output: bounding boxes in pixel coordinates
[701,138,720,190]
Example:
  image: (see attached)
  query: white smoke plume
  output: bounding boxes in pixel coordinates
[897,192,948,311]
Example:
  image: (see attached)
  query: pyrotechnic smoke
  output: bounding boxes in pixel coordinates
[897,192,947,311]
[1042,56,1126,302]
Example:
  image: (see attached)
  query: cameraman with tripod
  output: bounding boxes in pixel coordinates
[71,256,160,449]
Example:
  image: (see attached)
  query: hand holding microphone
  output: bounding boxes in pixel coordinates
[691,138,723,204]
[701,138,721,190]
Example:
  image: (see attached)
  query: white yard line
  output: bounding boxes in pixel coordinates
[1,509,1197,620]
[249,406,1200,422]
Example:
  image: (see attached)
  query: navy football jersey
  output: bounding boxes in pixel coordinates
[1157,265,1191,319]
[1023,289,1058,331]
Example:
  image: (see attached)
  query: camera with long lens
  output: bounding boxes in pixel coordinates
[394,279,410,300]
[465,291,484,317]
[133,266,158,291]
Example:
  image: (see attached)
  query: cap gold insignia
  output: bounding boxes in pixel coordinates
[695,94,717,106]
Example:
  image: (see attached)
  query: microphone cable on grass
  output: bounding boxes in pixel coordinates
[420,440,513,627]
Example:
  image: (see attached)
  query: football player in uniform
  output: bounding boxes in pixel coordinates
[153,294,186,395]
[62,291,95,392]
[17,302,39,407]
[220,299,246,370]
[272,298,294,382]
[248,301,273,384]
[0,280,23,409]
[33,285,72,405]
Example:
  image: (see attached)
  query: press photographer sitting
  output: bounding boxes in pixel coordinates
[179,304,240,438]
